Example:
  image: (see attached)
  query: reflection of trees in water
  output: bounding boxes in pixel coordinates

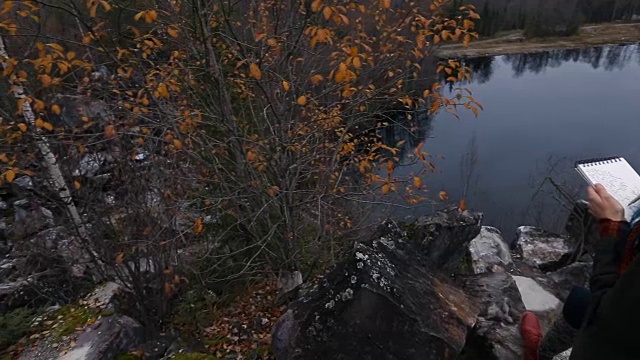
[503,45,637,76]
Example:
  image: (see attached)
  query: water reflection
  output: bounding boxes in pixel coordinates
[389,44,640,237]
[461,44,640,81]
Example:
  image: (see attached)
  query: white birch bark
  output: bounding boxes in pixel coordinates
[0,35,91,276]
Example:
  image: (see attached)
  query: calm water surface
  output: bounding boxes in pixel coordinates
[389,45,640,240]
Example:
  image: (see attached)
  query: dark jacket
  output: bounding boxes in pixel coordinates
[570,220,640,359]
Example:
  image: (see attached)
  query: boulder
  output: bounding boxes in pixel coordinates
[459,272,526,360]
[565,200,597,254]
[410,210,483,274]
[515,226,576,272]
[511,276,561,312]
[276,270,303,305]
[12,199,54,238]
[271,214,481,360]
[547,262,592,299]
[468,226,512,274]
[59,315,144,360]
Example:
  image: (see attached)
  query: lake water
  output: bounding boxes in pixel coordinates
[388,44,640,241]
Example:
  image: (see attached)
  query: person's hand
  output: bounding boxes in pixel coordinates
[587,183,625,221]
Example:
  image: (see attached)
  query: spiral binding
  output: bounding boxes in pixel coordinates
[575,157,622,168]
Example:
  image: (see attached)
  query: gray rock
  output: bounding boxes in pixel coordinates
[12,200,54,238]
[468,226,512,274]
[139,334,175,360]
[511,275,561,312]
[515,226,575,272]
[554,348,572,360]
[82,282,122,312]
[0,201,8,210]
[276,271,303,305]
[56,315,143,360]
[410,209,483,274]
[547,262,592,299]
[271,215,481,360]
[73,153,109,178]
[13,176,34,190]
[460,272,526,360]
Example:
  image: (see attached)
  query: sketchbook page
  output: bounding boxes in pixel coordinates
[577,158,640,221]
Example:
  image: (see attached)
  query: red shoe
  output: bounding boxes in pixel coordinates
[520,311,542,360]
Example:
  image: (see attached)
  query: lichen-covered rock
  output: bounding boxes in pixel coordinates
[271,214,481,360]
[459,272,526,360]
[468,226,513,274]
[515,226,576,272]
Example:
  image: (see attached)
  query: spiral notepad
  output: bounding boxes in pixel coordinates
[575,157,640,221]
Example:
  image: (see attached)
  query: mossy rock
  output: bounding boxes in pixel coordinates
[48,304,101,339]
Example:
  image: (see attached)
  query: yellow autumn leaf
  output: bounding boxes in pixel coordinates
[51,104,61,115]
[439,190,448,201]
[167,26,179,38]
[157,83,169,98]
[43,122,53,131]
[35,118,44,128]
[249,63,262,80]
[282,81,291,92]
[413,176,422,188]
[144,10,158,23]
[309,74,323,85]
[352,57,362,69]
[297,96,307,106]
[34,99,45,112]
[173,139,183,149]
[381,183,390,194]
[17,123,27,132]
[4,169,16,183]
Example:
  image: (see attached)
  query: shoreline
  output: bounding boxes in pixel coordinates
[436,22,640,58]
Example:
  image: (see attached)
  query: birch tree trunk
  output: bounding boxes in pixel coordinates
[0,35,92,276]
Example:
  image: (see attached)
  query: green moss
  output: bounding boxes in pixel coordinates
[116,354,142,360]
[169,353,219,360]
[49,305,100,339]
[0,307,40,351]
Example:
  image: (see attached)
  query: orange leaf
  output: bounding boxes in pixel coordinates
[35,118,44,128]
[74,180,81,190]
[297,96,307,106]
[459,198,467,211]
[104,125,116,139]
[4,169,15,183]
[382,0,391,8]
[311,0,322,12]
[17,123,27,132]
[413,176,422,188]
[434,35,440,44]
[144,10,158,23]
[309,74,323,85]
[51,104,61,115]
[246,150,256,161]
[172,139,183,149]
[167,26,179,38]
[323,6,332,20]
[115,252,124,265]
[0,153,8,163]
[43,122,53,131]
[194,218,204,234]
[163,282,174,297]
[381,183,390,194]
[282,81,291,92]
[439,191,448,201]
[249,63,262,80]
[40,74,52,87]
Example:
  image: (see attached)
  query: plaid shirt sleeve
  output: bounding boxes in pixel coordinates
[598,219,630,239]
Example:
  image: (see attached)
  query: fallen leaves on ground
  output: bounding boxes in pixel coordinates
[204,280,285,359]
